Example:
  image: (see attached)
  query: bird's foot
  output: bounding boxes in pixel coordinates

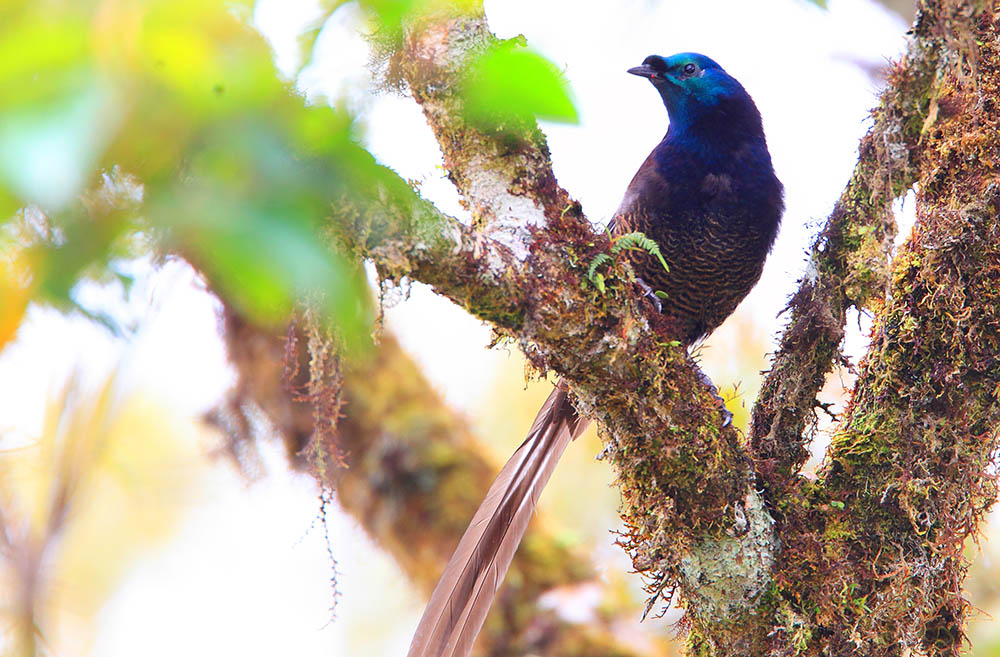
[696,368,733,428]
[634,278,663,313]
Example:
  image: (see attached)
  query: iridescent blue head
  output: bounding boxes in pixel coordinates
[628,52,758,134]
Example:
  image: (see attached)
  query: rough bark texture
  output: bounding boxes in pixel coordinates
[206,0,1000,654]
[747,6,935,495]
[807,7,1000,652]
[390,11,576,260]
[382,5,781,632]
[743,3,1000,656]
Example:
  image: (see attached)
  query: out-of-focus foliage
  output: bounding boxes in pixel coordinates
[354,0,577,127]
[0,0,403,350]
[462,42,579,127]
[0,0,581,352]
[0,374,207,656]
[0,2,586,652]
[356,0,478,36]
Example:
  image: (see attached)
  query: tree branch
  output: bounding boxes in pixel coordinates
[752,3,1000,654]
[201,0,1000,653]
[819,3,1000,649]
[748,14,939,490]
[335,183,529,328]
[212,306,656,657]
[363,2,783,630]
[391,9,576,259]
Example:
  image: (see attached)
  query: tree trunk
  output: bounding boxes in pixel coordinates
[210,0,1000,654]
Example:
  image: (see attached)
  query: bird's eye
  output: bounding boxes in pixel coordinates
[683,63,697,76]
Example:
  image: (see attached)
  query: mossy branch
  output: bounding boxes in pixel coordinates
[333,1,1000,654]
[748,11,936,491]
[586,231,670,294]
[209,306,649,657]
[224,0,998,654]
[378,0,780,637]
[330,174,530,329]
[747,2,1000,655]
[389,8,579,260]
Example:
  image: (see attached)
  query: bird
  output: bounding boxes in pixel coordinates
[406,52,784,657]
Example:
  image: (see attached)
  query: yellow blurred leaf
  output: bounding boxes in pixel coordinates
[0,247,33,351]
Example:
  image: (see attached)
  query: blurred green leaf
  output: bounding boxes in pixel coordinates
[359,0,416,33]
[159,190,370,342]
[147,115,375,344]
[0,74,120,212]
[0,3,115,215]
[0,0,415,351]
[463,44,578,127]
[0,13,91,108]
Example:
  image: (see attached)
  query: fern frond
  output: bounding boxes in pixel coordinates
[587,253,612,282]
[611,231,669,273]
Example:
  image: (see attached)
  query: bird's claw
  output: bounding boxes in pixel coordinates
[634,278,663,313]
[697,368,732,428]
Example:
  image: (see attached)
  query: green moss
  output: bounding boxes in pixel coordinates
[348,3,1000,655]
[778,600,814,654]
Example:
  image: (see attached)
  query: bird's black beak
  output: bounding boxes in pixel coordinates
[627,65,665,80]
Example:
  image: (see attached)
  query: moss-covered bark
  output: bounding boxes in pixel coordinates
[329,181,530,329]
[212,307,650,657]
[754,3,1000,656]
[390,9,578,259]
[367,7,783,635]
[748,10,938,494]
[206,0,1000,654]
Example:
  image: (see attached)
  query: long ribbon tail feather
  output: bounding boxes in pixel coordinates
[406,379,589,657]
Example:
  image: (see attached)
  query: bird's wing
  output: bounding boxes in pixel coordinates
[611,149,670,234]
[407,380,588,657]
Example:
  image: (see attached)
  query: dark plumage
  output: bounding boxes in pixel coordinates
[614,52,784,343]
[407,52,783,657]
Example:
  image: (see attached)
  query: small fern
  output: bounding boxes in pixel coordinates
[585,230,669,294]
[587,253,612,282]
[610,231,670,273]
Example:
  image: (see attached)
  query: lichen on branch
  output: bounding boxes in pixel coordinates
[755,3,1000,655]
[315,1,1000,654]
[380,6,577,259]
[748,30,940,492]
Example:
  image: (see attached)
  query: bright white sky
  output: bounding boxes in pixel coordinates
[0,1,925,655]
